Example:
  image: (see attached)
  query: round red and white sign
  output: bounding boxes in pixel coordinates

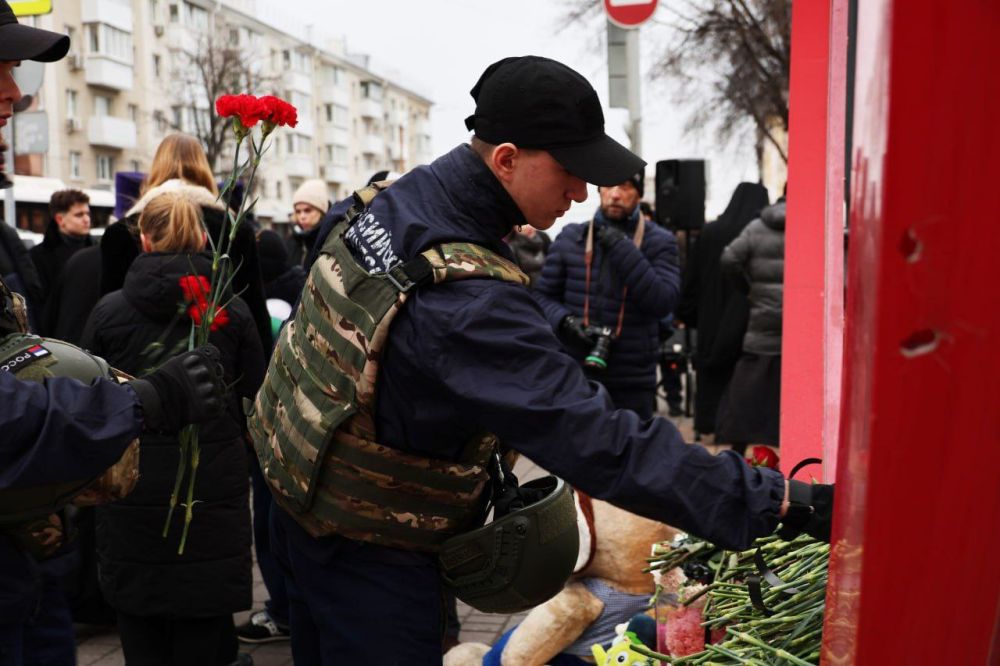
[604,0,659,28]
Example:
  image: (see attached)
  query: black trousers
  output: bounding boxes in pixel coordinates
[117,612,237,666]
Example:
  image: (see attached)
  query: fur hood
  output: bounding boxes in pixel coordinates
[124,179,224,218]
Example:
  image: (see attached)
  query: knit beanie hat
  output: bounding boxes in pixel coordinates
[292,179,330,214]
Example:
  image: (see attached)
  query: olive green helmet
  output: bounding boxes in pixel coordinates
[0,332,119,524]
[438,476,579,614]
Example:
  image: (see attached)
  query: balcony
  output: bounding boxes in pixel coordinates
[388,140,407,162]
[284,154,316,179]
[320,86,350,107]
[295,115,315,137]
[82,0,132,31]
[88,115,137,150]
[286,70,312,95]
[389,108,408,127]
[322,164,350,184]
[361,134,384,156]
[359,97,382,119]
[321,126,349,146]
[165,23,197,54]
[85,55,133,91]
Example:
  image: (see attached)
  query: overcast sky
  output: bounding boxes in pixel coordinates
[258,0,761,230]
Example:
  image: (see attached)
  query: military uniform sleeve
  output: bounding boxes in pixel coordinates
[432,285,784,551]
[0,371,142,491]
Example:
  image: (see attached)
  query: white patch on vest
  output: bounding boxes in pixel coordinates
[345,211,398,273]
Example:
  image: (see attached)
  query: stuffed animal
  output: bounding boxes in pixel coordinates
[591,614,659,666]
[444,495,677,666]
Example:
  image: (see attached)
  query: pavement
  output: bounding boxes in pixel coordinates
[76,399,697,665]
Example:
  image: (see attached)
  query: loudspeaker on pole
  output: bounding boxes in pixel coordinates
[654,159,706,231]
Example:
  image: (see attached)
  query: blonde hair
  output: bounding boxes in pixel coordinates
[139,192,207,253]
[144,133,218,195]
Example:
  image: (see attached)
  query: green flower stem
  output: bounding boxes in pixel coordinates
[177,428,200,555]
[162,426,190,537]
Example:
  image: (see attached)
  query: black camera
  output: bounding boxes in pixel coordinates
[583,325,614,372]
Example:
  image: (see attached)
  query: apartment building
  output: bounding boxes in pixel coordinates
[13,0,433,230]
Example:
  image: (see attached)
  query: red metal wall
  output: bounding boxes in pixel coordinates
[824,1,1000,662]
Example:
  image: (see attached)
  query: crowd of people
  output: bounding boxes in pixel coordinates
[0,7,833,666]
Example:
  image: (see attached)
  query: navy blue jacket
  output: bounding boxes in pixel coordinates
[281,145,783,563]
[0,372,141,621]
[533,212,680,390]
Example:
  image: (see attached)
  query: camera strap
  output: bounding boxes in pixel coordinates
[582,218,645,336]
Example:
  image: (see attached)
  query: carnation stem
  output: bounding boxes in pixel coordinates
[177,429,200,555]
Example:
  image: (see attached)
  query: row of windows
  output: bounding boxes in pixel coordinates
[86,23,133,63]
[67,151,130,182]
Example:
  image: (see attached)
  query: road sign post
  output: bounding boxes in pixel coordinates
[604,0,656,161]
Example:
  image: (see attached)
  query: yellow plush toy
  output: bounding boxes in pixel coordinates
[591,635,655,666]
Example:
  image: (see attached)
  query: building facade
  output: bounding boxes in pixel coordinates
[12,0,433,230]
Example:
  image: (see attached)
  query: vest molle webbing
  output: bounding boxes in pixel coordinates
[248,185,529,552]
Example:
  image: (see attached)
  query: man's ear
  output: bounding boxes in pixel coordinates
[489,143,519,184]
[53,212,65,229]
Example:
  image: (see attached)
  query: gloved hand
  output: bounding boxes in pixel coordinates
[595,224,628,250]
[128,345,227,432]
[559,315,594,347]
[778,480,834,543]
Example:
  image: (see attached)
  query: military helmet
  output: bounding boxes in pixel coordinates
[0,333,121,524]
[438,475,579,614]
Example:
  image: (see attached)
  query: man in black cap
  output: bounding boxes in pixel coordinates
[261,55,833,664]
[0,5,229,661]
[534,171,681,419]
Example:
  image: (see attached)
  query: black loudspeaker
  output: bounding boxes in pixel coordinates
[655,159,706,231]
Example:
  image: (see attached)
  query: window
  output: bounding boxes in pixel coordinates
[360,81,383,102]
[130,160,141,172]
[96,154,114,182]
[69,151,81,180]
[168,3,178,22]
[128,104,138,122]
[276,181,283,199]
[85,23,133,63]
[185,2,209,30]
[94,95,111,116]
[65,89,78,118]
[333,144,348,166]
[153,54,161,77]
[229,28,239,45]
[153,110,167,133]
[333,104,348,128]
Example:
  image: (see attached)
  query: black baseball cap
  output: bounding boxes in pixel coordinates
[0,0,70,63]
[465,56,646,187]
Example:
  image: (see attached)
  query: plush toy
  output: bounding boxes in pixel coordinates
[591,613,659,666]
[444,496,677,666]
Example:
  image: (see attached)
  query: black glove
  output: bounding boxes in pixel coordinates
[559,315,594,347]
[596,224,628,250]
[778,480,834,543]
[129,345,227,432]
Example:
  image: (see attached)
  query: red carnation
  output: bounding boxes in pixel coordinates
[215,94,266,129]
[258,95,298,128]
[179,275,229,332]
[748,445,780,469]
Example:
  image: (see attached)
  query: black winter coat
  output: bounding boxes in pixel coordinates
[99,179,273,356]
[721,200,786,355]
[533,211,681,391]
[0,219,43,310]
[29,220,94,335]
[81,252,264,618]
[677,183,769,433]
[42,246,102,345]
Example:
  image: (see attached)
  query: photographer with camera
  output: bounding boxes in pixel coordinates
[535,175,681,418]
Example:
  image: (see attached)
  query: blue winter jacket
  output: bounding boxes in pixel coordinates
[533,212,680,390]
[281,144,784,565]
[0,372,141,621]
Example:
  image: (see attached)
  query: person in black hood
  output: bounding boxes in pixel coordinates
[82,190,264,666]
[677,182,770,436]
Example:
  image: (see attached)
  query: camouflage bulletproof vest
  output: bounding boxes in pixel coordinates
[247,184,530,552]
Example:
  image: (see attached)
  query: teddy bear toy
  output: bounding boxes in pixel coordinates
[444,494,677,666]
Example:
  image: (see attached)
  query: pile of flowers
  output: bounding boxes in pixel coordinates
[163,93,296,554]
[635,533,829,665]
